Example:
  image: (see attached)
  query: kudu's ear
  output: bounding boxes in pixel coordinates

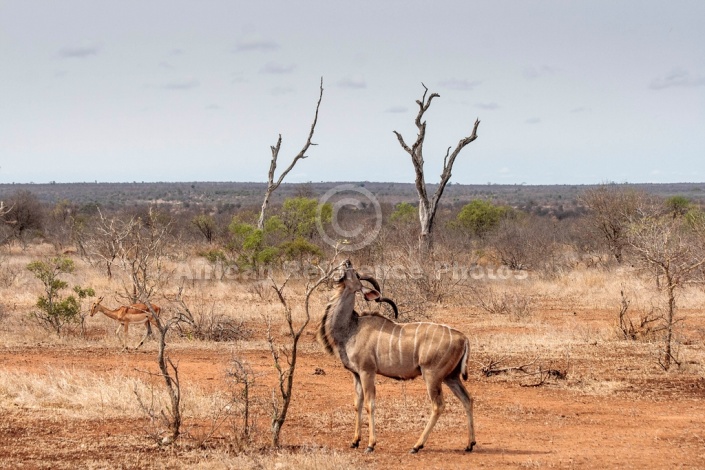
[362,287,381,302]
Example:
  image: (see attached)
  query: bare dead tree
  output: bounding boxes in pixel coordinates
[393,83,480,251]
[257,78,324,230]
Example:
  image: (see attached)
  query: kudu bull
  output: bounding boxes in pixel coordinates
[317,260,475,454]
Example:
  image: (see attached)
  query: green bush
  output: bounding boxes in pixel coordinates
[454,199,510,238]
[390,202,417,224]
[27,256,95,334]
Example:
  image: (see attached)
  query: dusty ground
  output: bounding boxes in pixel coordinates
[1,303,704,470]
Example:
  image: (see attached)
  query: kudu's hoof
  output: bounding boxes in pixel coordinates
[465,441,476,452]
[364,446,375,453]
[350,441,359,449]
[409,445,423,454]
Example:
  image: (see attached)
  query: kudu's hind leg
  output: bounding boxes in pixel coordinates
[444,376,476,451]
[351,374,363,448]
[411,377,445,453]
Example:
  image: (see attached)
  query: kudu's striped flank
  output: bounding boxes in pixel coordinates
[317,260,476,454]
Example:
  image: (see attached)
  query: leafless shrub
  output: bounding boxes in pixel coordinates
[247,280,275,301]
[225,356,258,449]
[0,252,20,287]
[188,355,258,451]
[616,290,661,341]
[489,216,572,276]
[133,368,181,446]
[175,297,250,342]
[3,190,44,248]
[468,284,533,321]
[375,252,467,321]
[580,184,648,263]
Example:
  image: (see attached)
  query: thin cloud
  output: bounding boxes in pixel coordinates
[58,45,100,58]
[438,78,481,90]
[476,102,499,110]
[525,117,541,124]
[523,65,556,80]
[270,86,294,95]
[205,104,223,110]
[260,62,296,74]
[385,105,408,113]
[570,106,589,113]
[233,36,279,52]
[650,68,705,90]
[337,75,366,89]
[161,79,200,90]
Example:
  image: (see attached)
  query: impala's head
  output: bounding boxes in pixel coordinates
[89,296,104,317]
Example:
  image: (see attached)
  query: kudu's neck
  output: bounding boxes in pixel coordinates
[330,285,358,324]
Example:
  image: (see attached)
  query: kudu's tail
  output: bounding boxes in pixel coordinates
[461,339,469,381]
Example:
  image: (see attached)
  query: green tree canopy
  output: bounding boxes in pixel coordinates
[390,202,417,224]
[454,199,510,237]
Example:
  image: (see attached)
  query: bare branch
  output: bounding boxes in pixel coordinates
[258,78,324,230]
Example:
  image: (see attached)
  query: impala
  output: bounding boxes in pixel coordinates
[90,296,161,349]
[317,260,475,454]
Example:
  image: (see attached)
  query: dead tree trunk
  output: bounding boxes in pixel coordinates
[393,83,480,252]
[257,78,324,230]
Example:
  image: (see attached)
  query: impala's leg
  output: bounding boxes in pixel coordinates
[411,373,445,454]
[122,323,129,350]
[136,324,149,349]
[359,371,377,453]
[351,373,363,448]
[444,376,476,452]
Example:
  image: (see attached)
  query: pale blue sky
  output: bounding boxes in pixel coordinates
[1,1,704,184]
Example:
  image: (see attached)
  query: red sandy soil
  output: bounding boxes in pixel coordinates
[1,329,704,469]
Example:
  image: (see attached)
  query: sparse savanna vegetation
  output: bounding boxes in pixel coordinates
[0,182,704,469]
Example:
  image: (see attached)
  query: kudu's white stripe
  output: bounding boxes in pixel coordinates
[398,324,404,364]
[375,323,385,361]
[413,323,422,361]
[388,324,397,364]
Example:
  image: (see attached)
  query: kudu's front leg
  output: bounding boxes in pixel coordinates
[360,371,377,452]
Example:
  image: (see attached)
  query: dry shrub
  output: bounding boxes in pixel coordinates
[0,255,20,288]
[616,290,661,341]
[246,280,275,301]
[468,284,534,321]
[176,297,250,342]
